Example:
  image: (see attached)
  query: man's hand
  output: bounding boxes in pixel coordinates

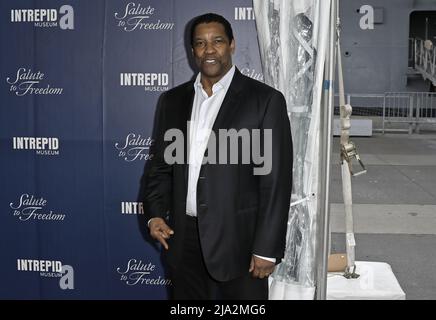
[148,217,174,250]
[249,255,275,279]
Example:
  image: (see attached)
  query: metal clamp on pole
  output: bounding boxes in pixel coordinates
[340,141,367,176]
[344,265,360,279]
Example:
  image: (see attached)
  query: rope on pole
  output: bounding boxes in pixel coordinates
[336,15,367,280]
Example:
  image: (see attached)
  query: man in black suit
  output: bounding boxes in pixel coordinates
[142,13,292,300]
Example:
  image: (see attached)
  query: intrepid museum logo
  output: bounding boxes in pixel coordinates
[13,137,59,156]
[114,2,174,32]
[17,259,74,290]
[116,259,171,286]
[17,259,62,274]
[6,68,64,97]
[115,133,154,162]
[10,5,74,29]
[121,202,144,215]
[120,72,169,92]
[10,194,66,222]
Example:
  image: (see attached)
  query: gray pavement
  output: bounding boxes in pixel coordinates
[329,132,436,300]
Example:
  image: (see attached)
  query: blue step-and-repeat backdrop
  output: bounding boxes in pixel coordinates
[0,0,262,299]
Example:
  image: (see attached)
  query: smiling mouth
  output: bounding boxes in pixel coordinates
[204,59,218,64]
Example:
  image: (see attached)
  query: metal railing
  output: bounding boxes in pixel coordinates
[383,92,436,134]
[412,92,436,133]
[414,38,436,86]
[333,92,436,134]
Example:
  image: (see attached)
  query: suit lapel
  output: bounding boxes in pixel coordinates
[181,84,195,138]
[211,68,245,132]
[181,83,195,188]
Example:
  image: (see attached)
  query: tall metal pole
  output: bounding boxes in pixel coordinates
[315,0,337,300]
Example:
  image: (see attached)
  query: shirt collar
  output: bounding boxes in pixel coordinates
[194,65,235,95]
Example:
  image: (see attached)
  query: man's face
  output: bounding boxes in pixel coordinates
[192,22,235,82]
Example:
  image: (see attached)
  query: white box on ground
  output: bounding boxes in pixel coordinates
[333,119,372,136]
[327,261,406,300]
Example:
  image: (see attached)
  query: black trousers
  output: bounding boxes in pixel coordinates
[169,215,268,300]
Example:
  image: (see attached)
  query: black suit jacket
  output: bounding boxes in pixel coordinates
[142,68,293,282]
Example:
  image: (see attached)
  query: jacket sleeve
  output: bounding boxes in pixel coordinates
[140,92,173,222]
[252,90,293,262]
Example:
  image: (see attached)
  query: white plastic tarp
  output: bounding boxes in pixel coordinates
[254,0,333,299]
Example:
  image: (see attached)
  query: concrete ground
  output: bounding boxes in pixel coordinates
[329,132,436,300]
